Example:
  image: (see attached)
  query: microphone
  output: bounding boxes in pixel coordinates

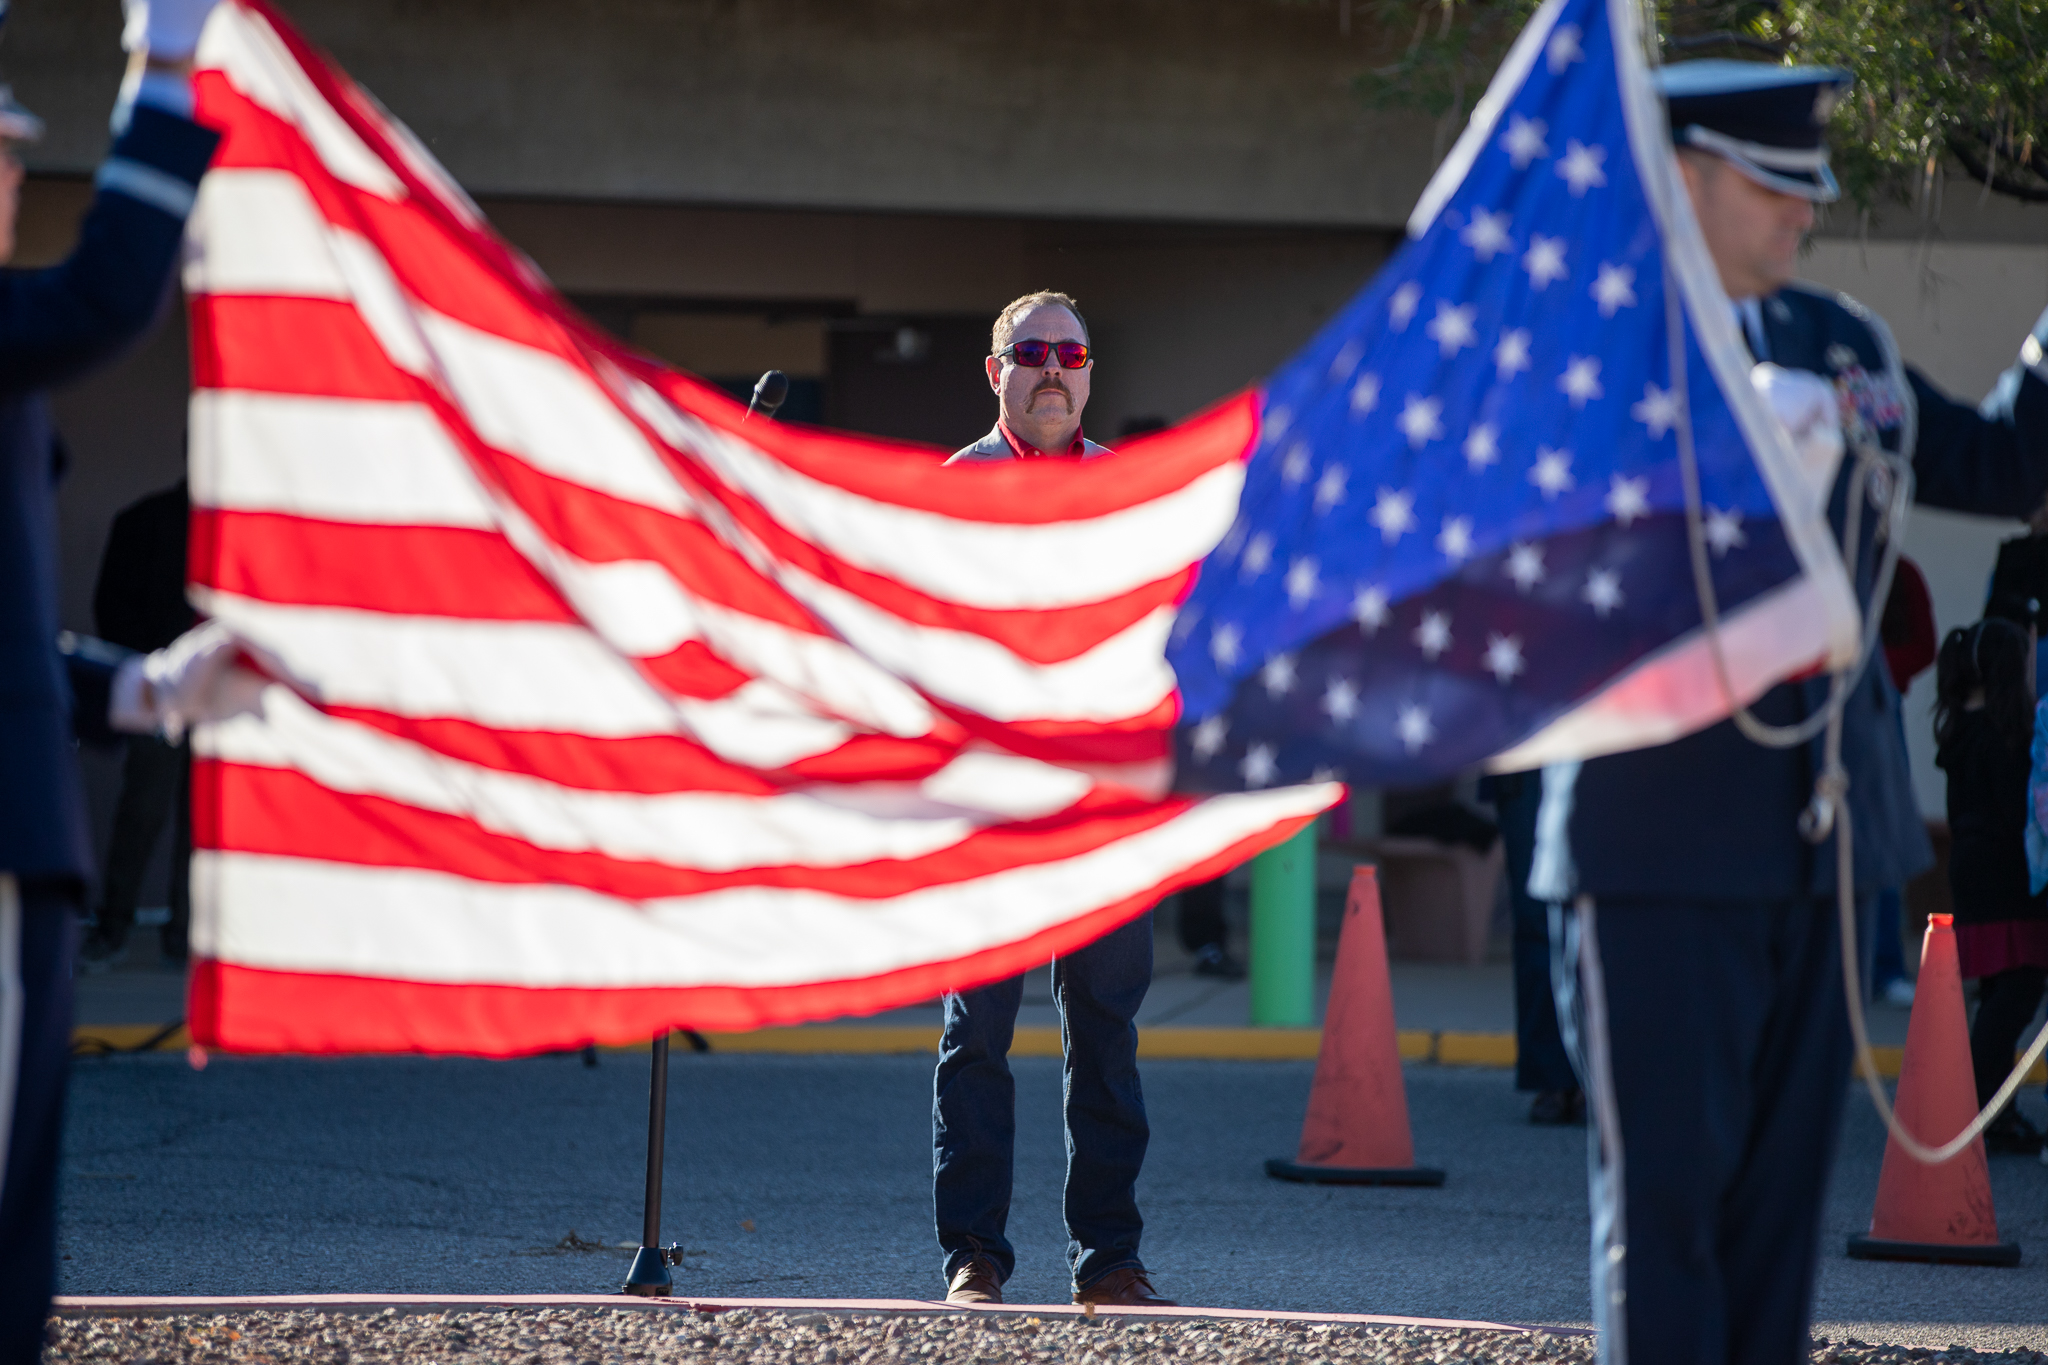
[744,370,789,422]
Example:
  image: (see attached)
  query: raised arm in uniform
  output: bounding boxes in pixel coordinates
[0,1,219,1354]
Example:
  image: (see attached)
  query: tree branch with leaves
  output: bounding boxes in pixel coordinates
[1342,0,2048,213]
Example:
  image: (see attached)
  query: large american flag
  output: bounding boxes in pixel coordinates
[179,1,1336,1055]
[1169,0,1860,792]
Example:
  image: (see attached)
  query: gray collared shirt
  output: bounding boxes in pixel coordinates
[946,422,1115,465]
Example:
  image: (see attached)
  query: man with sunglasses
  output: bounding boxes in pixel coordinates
[949,291,1110,464]
[934,292,1171,1310]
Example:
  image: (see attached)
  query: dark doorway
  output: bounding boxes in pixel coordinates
[825,315,992,450]
[566,294,843,429]
[700,375,826,426]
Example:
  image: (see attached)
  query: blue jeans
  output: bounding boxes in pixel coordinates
[932,911,1152,1292]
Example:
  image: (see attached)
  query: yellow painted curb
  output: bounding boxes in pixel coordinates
[699,1026,941,1055]
[1437,1031,1518,1067]
[695,1026,1333,1060]
[1144,1028,1322,1060]
[73,1022,1346,1061]
[701,1027,1450,1062]
[71,1024,190,1053]
[83,1023,2035,1081]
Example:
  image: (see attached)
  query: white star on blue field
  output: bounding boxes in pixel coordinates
[1169,0,1800,791]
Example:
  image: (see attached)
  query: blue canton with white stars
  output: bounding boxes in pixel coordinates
[1169,0,1802,791]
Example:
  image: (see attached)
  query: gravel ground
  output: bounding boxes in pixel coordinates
[44,1308,1584,1365]
[41,1309,2048,1365]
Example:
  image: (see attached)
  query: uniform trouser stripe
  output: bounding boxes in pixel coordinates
[0,876,21,1202]
[1552,896,1626,1365]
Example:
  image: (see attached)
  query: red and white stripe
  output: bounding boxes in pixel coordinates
[182,0,1336,1055]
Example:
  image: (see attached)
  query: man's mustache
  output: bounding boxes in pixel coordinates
[1030,380,1072,406]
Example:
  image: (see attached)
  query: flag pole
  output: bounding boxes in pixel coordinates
[621,1032,676,1296]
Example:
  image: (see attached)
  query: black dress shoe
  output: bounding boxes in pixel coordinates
[77,926,129,975]
[1984,1108,2044,1155]
[1192,944,1247,980]
[1528,1088,1586,1126]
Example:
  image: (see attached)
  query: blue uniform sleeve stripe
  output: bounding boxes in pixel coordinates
[94,157,196,219]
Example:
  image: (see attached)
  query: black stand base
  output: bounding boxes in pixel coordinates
[1846,1234,2021,1267]
[621,1247,675,1296]
[1265,1157,1446,1186]
[623,1034,675,1297]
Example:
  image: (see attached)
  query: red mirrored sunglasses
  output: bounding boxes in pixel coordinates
[996,339,1092,369]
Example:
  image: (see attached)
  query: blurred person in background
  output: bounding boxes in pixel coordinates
[1932,618,2048,1154]
[1481,771,1581,1124]
[1988,499,2048,695]
[1171,877,1244,979]
[1869,556,1938,1008]
[81,477,197,969]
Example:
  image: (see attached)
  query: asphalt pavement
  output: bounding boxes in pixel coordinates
[59,1047,2048,1350]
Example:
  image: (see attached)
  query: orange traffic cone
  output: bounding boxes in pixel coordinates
[1265,864,1445,1186]
[1847,913,2020,1266]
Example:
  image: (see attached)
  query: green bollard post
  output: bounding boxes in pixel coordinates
[1249,822,1317,1026]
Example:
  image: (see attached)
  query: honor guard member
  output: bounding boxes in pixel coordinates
[0,1,220,1356]
[933,292,1173,1311]
[1537,62,2048,1365]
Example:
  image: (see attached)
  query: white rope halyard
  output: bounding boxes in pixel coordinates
[1661,241,2048,1167]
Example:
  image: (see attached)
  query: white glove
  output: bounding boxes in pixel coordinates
[121,0,222,61]
[1752,362,1844,522]
[2022,306,2048,382]
[110,620,237,742]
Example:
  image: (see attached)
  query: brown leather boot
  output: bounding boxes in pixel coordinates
[1073,1267,1175,1307]
[945,1257,1004,1305]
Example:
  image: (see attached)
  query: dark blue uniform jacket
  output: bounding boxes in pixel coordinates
[1570,283,2048,900]
[0,106,218,885]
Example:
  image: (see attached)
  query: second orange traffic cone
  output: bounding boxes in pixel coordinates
[1265,864,1445,1186]
[1847,913,2020,1266]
